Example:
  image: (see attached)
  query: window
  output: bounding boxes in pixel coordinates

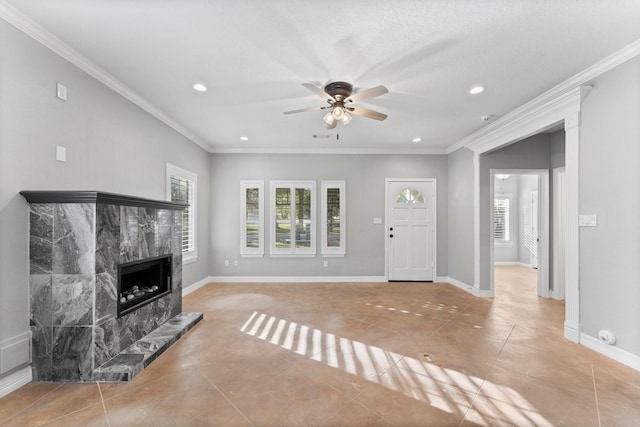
[321,181,345,256]
[270,181,316,257]
[166,163,197,263]
[494,194,512,246]
[396,188,425,204]
[240,181,264,257]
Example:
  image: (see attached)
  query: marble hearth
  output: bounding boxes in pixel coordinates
[20,191,203,382]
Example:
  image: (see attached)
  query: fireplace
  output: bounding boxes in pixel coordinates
[118,255,172,317]
[21,190,203,382]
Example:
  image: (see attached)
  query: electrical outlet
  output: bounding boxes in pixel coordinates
[233,260,238,267]
[579,214,597,227]
[224,260,229,267]
[323,260,329,267]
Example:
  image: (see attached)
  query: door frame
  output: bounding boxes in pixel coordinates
[490,170,550,298]
[552,167,567,300]
[384,178,437,281]
[466,85,590,343]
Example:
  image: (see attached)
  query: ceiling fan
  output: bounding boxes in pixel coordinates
[284,81,389,129]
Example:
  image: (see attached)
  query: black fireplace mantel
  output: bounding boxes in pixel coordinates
[20,190,187,210]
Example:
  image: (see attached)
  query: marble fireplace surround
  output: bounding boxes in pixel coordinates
[20,191,203,382]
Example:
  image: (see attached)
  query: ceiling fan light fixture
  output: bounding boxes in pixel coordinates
[323,111,335,125]
[332,106,345,120]
[341,112,352,125]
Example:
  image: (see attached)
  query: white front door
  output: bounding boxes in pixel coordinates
[387,179,435,281]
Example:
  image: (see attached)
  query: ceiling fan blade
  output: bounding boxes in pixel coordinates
[349,106,387,121]
[302,83,335,102]
[345,85,389,103]
[283,106,327,114]
[327,119,338,130]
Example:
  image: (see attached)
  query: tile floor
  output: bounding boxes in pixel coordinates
[2,266,640,426]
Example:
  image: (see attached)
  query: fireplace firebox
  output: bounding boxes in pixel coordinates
[118,254,172,317]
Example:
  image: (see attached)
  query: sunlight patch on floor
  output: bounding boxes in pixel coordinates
[240,311,553,426]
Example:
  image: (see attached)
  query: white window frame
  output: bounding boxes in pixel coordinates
[270,181,316,257]
[166,163,198,264]
[240,180,264,257]
[321,180,346,257]
[494,193,513,247]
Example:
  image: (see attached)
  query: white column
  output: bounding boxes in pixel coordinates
[563,110,581,342]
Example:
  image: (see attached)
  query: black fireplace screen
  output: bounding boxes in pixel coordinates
[117,254,172,317]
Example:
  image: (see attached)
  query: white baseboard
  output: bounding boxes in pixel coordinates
[580,333,640,372]
[182,276,214,297]
[0,366,32,399]
[444,276,494,298]
[564,323,580,343]
[209,276,387,283]
[494,262,535,269]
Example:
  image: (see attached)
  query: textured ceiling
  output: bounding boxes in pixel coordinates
[4,0,640,153]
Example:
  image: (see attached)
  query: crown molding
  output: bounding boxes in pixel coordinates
[209,146,448,155]
[0,1,211,153]
[464,85,590,155]
[447,38,640,154]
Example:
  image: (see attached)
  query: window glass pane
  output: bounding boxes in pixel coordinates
[245,188,260,248]
[171,176,194,252]
[395,188,425,204]
[295,188,311,248]
[326,188,341,247]
[275,187,291,248]
[494,197,510,241]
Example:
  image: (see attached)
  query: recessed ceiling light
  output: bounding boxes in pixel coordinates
[240,136,249,141]
[412,137,422,143]
[192,83,207,92]
[469,85,485,95]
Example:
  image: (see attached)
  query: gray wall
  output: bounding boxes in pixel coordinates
[210,153,448,278]
[579,55,640,355]
[0,19,211,379]
[446,148,475,286]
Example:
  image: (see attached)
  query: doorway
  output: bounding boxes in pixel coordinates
[490,170,549,298]
[385,179,436,281]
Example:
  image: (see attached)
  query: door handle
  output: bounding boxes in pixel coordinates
[389,234,394,238]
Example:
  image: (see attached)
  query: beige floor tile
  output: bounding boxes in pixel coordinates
[466,365,599,427]
[1,383,102,427]
[324,400,394,426]
[224,364,350,426]
[3,267,640,426]
[354,379,470,426]
[0,382,62,423]
[38,403,108,427]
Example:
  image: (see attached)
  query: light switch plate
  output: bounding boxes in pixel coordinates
[579,214,597,227]
[55,146,66,162]
[373,217,382,225]
[56,82,67,101]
